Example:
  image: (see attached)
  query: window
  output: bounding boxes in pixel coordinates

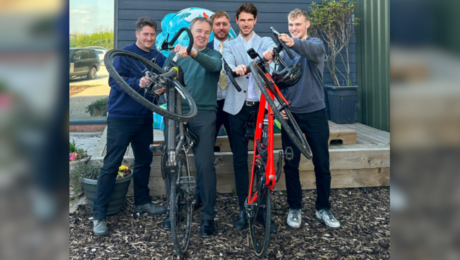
[73,50,82,60]
[82,50,89,59]
[88,50,96,58]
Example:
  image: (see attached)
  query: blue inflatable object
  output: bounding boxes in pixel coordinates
[155,7,237,57]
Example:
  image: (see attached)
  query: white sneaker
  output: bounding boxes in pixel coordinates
[315,209,340,229]
[286,208,302,229]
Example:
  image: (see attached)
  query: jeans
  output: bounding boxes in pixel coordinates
[93,117,153,220]
[281,109,331,211]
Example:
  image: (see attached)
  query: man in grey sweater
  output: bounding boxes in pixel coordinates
[263,8,341,229]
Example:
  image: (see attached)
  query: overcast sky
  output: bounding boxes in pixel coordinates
[69,0,114,34]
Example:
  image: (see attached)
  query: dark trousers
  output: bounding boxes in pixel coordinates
[281,108,331,211]
[165,111,217,220]
[228,103,260,210]
[195,99,233,197]
[93,117,153,220]
[214,99,233,145]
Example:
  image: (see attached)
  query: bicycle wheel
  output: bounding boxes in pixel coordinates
[249,159,271,258]
[104,49,197,122]
[250,63,313,159]
[169,152,193,256]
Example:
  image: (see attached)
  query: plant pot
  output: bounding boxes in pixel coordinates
[325,85,358,124]
[69,156,91,199]
[81,173,133,216]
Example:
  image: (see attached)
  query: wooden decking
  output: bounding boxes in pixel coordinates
[90,122,389,196]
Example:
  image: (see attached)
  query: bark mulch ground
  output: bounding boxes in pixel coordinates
[69,187,390,259]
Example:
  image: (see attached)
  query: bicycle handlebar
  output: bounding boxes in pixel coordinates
[270,27,294,60]
[159,68,178,78]
[169,27,194,55]
[222,58,242,92]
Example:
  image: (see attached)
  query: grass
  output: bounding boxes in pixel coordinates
[70,29,114,50]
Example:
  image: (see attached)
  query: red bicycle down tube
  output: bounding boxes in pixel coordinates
[247,87,276,205]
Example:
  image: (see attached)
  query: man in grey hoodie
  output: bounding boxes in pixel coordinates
[263,8,341,230]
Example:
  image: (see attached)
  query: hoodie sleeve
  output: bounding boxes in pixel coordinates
[290,37,325,64]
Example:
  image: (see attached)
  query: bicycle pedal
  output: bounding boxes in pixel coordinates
[149,143,163,152]
[179,176,196,190]
[285,147,294,161]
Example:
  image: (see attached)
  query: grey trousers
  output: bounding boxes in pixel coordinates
[165,111,217,220]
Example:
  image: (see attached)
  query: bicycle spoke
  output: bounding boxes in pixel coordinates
[104,49,197,122]
[169,152,193,256]
[248,160,271,258]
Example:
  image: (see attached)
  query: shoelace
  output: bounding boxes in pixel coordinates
[291,209,301,220]
[322,210,335,221]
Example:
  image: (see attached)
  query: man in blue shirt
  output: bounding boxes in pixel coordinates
[263,8,341,230]
[92,17,167,236]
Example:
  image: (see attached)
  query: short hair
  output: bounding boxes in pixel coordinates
[190,17,212,30]
[288,8,310,21]
[136,17,157,32]
[210,11,230,24]
[236,2,258,19]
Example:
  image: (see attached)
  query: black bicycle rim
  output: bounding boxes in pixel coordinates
[250,62,312,159]
[249,162,271,258]
[169,153,192,256]
[104,49,197,122]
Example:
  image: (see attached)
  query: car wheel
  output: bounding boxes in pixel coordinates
[87,67,96,79]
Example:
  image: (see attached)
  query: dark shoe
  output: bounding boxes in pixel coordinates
[93,219,108,236]
[257,211,278,234]
[200,219,215,237]
[134,202,166,215]
[162,214,171,230]
[193,193,202,211]
[233,210,248,230]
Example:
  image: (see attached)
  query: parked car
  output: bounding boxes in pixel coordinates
[86,46,109,64]
[69,48,100,79]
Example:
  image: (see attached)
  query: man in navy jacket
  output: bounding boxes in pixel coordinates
[92,17,167,236]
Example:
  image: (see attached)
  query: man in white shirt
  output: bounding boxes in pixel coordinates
[222,2,277,233]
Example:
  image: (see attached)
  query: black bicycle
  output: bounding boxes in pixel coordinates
[104,27,197,256]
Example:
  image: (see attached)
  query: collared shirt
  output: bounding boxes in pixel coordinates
[238,33,259,102]
[214,38,228,100]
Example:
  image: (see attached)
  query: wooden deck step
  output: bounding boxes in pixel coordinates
[328,121,357,145]
[151,121,357,153]
[89,122,388,196]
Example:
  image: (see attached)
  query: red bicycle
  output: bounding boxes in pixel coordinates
[224,27,312,257]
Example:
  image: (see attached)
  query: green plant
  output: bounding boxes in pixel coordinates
[70,28,114,49]
[69,139,88,161]
[70,163,100,195]
[309,0,360,86]
[85,97,108,116]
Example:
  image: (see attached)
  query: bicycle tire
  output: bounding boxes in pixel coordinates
[169,152,193,256]
[104,49,197,122]
[250,63,313,159]
[249,160,271,258]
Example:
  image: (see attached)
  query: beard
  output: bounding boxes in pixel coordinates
[214,31,229,41]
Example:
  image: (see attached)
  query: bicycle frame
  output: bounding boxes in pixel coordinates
[247,72,291,204]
